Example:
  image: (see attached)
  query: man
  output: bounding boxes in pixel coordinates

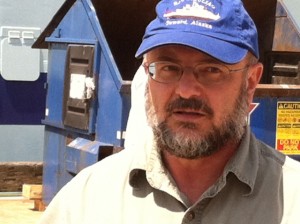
[39,0,300,223]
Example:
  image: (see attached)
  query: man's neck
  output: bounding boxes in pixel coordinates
[161,141,239,205]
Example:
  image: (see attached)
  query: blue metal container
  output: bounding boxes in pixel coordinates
[251,86,300,161]
[33,0,158,204]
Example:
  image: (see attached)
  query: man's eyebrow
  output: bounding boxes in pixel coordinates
[155,55,178,61]
[155,55,224,65]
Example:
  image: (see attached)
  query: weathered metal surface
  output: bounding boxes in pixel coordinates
[273,1,300,52]
[255,84,300,97]
[272,62,300,84]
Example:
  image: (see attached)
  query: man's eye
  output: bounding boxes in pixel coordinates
[161,65,180,72]
[205,66,222,73]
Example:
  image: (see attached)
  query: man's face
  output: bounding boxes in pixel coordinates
[144,45,262,159]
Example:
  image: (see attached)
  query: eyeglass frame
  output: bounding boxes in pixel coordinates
[143,61,251,85]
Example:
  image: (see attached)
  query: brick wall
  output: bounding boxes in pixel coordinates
[0,162,43,192]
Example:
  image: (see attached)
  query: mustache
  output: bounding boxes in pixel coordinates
[166,97,214,116]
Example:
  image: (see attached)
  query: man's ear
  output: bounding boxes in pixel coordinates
[247,62,263,104]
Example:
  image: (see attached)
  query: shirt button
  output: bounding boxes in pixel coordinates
[186,211,195,221]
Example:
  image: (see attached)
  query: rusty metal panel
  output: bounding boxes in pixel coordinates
[282,0,300,32]
[272,62,300,84]
[255,84,300,97]
[273,1,300,51]
[273,17,300,51]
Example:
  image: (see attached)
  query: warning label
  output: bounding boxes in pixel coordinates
[276,102,300,155]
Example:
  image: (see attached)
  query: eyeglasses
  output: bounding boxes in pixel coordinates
[143,61,250,85]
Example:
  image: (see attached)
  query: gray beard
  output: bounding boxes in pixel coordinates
[145,81,248,159]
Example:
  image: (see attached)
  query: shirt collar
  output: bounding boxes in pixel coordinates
[222,126,259,195]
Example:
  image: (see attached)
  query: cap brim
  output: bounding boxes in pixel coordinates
[135,32,248,64]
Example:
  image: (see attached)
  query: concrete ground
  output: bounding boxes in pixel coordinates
[0,197,43,224]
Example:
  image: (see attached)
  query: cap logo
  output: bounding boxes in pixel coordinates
[164,0,220,21]
[136,0,259,62]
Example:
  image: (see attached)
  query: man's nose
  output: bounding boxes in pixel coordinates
[175,69,204,99]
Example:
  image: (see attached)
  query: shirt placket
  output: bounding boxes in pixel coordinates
[181,198,211,224]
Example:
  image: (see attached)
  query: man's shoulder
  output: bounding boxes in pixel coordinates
[61,149,138,195]
[251,134,286,166]
[38,149,141,223]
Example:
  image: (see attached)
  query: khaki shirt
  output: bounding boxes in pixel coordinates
[39,128,300,224]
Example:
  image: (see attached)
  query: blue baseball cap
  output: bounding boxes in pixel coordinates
[136,0,259,64]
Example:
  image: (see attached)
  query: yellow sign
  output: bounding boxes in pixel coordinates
[276,102,300,155]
